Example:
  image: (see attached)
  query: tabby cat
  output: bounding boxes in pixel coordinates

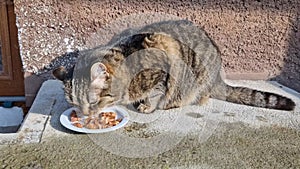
[53,20,295,115]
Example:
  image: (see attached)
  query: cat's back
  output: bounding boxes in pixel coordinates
[141,20,222,81]
[139,20,223,93]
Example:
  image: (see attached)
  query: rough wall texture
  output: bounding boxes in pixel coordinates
[13,0,300,104]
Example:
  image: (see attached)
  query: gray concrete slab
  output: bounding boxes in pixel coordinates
[0,79,300,168]
[2,79,298,144]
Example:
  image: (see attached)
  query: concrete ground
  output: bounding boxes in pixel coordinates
[0,80,300,169]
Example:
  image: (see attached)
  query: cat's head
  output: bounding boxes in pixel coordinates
[52,48,122,115]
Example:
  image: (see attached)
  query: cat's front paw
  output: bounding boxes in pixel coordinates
[137,104,155,114]
[199,95,210,105]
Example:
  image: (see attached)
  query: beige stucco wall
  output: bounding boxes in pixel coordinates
[13,0,300,105]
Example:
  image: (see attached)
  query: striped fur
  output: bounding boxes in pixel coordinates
[53,20,295,115]
[224,86,295,110]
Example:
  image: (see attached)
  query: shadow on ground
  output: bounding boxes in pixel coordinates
[273,10,300,92]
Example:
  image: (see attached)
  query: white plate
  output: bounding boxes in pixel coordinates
[60,106,129,133]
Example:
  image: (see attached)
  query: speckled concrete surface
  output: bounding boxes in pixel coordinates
[0,79,300,168]
[14,0,300,93]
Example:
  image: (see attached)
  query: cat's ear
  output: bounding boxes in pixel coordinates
[53,66,67,81]
[90,62,107,80]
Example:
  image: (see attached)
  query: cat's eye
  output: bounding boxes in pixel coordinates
[89,99,99,105]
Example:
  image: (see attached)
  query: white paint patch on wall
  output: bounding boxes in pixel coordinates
[15,16,26,71]
[64,37,75,53]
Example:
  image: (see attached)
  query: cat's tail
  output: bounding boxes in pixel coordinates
[212,85,295,111]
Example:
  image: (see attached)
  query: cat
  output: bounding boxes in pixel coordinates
[53,20,295,115]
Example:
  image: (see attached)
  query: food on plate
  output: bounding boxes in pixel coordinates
[70,110,83,128]
[84,112,122,129]
[70,110,80,122]
[70,110,122,129]
[73,122,83,128]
